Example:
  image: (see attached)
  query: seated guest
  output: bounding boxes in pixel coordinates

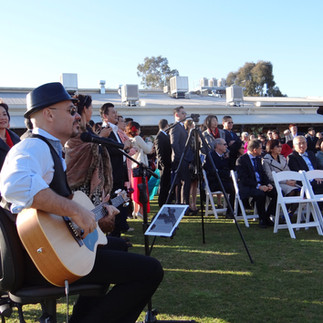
[204,138,235,218]
[272,129,293,157]
[263,139,300,215]
[0,82,163,323]
[263,139,300,196]
[288,135,323,195]
[315,138,323,169]
[236,140,276,228]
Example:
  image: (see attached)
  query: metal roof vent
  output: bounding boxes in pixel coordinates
[60,73,78,93]
[226,85,244,106]
[170,76,189,99]
[99,80,106,94]
[121,84,139,106]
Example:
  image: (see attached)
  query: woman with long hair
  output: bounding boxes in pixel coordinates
[65,95,119,235]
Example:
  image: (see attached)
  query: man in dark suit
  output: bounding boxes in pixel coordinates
[155,119,172,207]
[204,138,235,218]
[222,115,242,170]
[100,103,132,236]
[236,140,276,228]
[288,135,323,195]
[169,106,191,206]
[305,127,318,153]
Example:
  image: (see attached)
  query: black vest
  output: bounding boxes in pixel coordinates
[31,134,71,198]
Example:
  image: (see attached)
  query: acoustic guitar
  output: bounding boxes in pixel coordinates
[16,190,129,287]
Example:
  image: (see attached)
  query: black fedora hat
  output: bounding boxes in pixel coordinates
[25,82,77,118]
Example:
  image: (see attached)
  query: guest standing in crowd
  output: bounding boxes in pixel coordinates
[100,103,132,236]
[222,115,241,170]
[184,119,199,215]
[241,131,249,153]
[126,121,153,218]
[65,95,113,205]
[202,114,226,151]
[0,101,20,171]
[155,119,172,207]
[169,106,191,206]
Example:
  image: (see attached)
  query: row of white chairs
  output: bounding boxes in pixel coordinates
[272,170,323,239]
[203,168,323,239]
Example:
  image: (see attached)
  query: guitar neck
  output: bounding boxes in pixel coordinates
[92,195,124,222]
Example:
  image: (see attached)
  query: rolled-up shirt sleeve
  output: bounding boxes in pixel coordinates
[0,138,54,213]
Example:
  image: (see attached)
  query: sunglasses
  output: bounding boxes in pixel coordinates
[49,106,78,116]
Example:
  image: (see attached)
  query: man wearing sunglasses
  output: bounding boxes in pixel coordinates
[0,82,163,322]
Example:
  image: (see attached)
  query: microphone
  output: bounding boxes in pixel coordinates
[190,114,200,122]
[80,132,124,149]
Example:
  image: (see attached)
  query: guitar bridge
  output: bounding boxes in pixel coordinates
[63,217,84,247]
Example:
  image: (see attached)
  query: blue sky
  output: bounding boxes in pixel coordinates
[1,0,323,97]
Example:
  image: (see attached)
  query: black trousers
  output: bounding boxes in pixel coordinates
[158,167,171,207]
[172,160,191,205]
[240,186,277,222]
[70,246,164,322]
[24,239,163,323]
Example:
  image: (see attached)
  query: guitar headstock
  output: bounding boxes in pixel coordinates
[114,189,131,207]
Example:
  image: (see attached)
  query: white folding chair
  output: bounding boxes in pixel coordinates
[202,169,227,219]
[230,170,259,227]
[302,169,323,229]
[272,170,323,239]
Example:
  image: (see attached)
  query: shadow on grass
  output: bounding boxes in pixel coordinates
[128,213,323,323]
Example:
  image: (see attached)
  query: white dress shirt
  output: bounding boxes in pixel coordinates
[0,128,65,213]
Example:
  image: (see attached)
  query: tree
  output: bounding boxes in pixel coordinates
[137,56,179,89]
[226,61,285,97]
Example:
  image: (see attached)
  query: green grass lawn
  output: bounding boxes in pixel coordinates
[4,196,323,322]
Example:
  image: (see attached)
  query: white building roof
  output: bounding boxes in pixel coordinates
[1,87,323,128]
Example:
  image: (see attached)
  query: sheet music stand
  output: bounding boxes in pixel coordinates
[145,205,188,238]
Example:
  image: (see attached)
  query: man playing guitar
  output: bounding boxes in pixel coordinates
[0,82,163,322]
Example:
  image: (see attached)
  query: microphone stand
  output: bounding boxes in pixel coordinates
[110,147,193,323]
[196,126,254,264]
[165,117,253,263]
[164,116,206,244]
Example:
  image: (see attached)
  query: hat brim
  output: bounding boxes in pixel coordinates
[24,98,78,118]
